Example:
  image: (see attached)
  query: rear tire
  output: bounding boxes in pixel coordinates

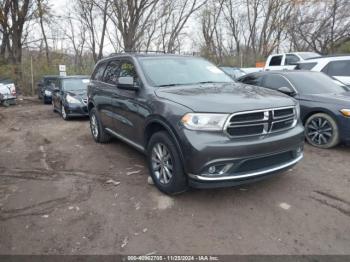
[305,113,339,149]
[147,131,188,195]
[89,107,111,143]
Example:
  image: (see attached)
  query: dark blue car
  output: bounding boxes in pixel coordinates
[238,71,350,148]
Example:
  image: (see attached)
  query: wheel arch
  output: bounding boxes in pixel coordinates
[144,117,185,165]
[88,101,95,113]
[302,108,339,125]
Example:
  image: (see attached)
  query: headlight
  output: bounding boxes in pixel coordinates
[340,109,350,117]
[44,90,52,96]
[181,113,229,131]
[66,95,81,104]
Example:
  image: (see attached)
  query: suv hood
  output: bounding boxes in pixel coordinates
[155,83,296,113]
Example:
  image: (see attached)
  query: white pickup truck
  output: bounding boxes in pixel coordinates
[264,52,321,71]
[0,79,17,106]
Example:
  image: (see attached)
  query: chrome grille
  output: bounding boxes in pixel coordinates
[225,107,297,137]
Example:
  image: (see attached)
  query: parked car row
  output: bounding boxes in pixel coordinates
[38,75,90,120]
[38,52,349,195]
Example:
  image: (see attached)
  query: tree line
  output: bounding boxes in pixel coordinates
[0,0,350,94]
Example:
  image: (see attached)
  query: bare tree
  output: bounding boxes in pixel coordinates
[0,0,35,65]
[289,0,350,54]
[109,0,160,51]
[0,0,11,62]
[199,0,225,63]
[64,13,87,70]
[36,0,51,65]
[223,0,241,56]
[156,0,207,53]
[257,0,294,57]
[76,0,110,62]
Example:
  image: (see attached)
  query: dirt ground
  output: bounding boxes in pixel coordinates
[0,98,349,255]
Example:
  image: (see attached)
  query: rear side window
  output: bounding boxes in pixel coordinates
[263,75,293,90]
[285,54,300,65]
[295,62,317,70]
[91,62,107,81]
[269,55,283,66]
[325,60,350,76]
[239,74,263,86]
[104,60,120,85]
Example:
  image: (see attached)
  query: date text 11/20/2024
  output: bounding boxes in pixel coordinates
[126,255,219,261]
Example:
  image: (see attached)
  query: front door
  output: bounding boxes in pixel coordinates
[109,59,143,145]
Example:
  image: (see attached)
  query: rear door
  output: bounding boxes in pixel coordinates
[90,61,115,129]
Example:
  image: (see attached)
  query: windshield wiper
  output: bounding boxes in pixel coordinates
[196,81,232,85]
[157,84,179,87]
[157,83,191,87]
[196,81,216,84]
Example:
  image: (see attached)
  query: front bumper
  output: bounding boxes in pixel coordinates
[0,94,16,101]
[338,116,350,144]
[43,94,52,103]
[189,153,303,188]
[178,123,304,188]
[65,103,88,117]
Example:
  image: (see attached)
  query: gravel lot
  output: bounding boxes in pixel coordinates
[0,98,349,255]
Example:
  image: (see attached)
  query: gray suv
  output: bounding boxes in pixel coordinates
[87,53,304,195]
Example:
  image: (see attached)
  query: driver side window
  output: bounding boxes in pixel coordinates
[119,60,139,86]
[103,60,139,86]
[119,61,137,77]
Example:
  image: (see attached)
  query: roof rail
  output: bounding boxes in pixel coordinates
[108,50,170,57]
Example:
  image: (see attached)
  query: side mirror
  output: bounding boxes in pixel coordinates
[117,76,138,91]
[278,86,295,96]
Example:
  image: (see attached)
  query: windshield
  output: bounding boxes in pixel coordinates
[298,52,321,60]
[288,72,349,94]
[62,78,90,91]
[139,57,233,87]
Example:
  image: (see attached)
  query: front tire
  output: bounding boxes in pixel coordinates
[147,131,188,195]
[89,107,111,143]
[305,113,339,149]
[61,104,69,120]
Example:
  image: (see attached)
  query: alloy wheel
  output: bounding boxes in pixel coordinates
[306,117,333,145]
[61,105,67,119]
[151,143,173,184]
[90,114,99,138]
